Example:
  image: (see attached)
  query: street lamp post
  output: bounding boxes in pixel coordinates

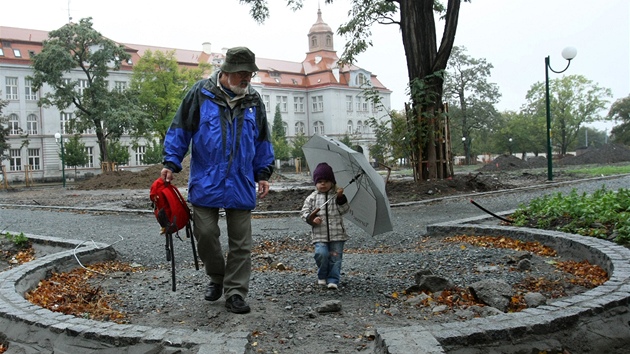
[508,138,513,155]
[54,133,66,187]
[545,47,577,181]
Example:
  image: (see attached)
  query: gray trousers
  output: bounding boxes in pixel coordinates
[192,206,252,299]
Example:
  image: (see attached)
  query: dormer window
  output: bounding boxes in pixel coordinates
[0,48,4,56]
[356,73,370,87]
[13,49,21,58]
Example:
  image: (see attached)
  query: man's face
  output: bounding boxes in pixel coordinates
[225,71,254,95]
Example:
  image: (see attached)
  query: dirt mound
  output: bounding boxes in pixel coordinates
[76,156,191,191]
[526,155,548,168]
[478,144,630,172]
[558,144,630,166]
[478,154,530,172]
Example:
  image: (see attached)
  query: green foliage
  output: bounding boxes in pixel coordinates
[141,140,164,165]
[524,74,612,155]
[29,18,146,164]
[291,132,308,165]
[570,164,630,176]
[608,95,630,145]
[63,134,89,169]
[444,46,501,159]
[106,140,130,166]
[271,105,291,161]
[130,49,210,143]
[511,186,630,244]
[3,232,29,247]
[339,134,353,148]
[368,110,409,166]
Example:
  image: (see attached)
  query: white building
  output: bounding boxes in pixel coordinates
[0,8,391,184]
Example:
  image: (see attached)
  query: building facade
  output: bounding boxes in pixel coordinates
[0,8,390,184]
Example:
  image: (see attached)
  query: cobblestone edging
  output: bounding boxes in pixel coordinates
[0,233,249,354]
[376,213,630,354]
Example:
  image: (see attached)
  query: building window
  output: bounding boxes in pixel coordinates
[356,120,363,134]
[294,96,305,113]
[5,77,18,100]
[356,97,368,112]
[135,146,146,165]
[9,114,20,135]
[82,147,94,168]
[295,121,305,135]
[356,73,369,86]
[311,36,317,47]
[114,81,127,93]
[282,122,288,135]
[347,120,354,134]
[25,78,38,100]
[326,35,332,47]
[313,121,325,135]
[263,95,270,112]
[311,95,323,112]
[77,79,89,95]
[28,148,41,170]
[12,49,21,58]
[346,95,353,111]
[26,114,38,135]
[0,48,4,56]
[9,149,22,171]
[276,95,288,112]
[60,112,73,134]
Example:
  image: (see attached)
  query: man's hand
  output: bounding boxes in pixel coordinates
[258,180,270,198]
[161,168,173,183]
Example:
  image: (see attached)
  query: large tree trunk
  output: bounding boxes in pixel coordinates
[399,0,461,182]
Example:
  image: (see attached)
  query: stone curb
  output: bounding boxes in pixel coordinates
[0,233,249,354]
[375,214,630,353]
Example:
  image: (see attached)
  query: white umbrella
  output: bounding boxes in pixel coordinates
[302,135,393,236]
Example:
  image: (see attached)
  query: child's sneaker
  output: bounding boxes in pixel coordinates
[317,279,326,286]
[327,283,338,290]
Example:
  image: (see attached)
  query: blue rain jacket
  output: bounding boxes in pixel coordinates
[163,71,275,210]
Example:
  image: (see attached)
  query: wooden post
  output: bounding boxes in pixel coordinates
[295,157,301,173]
[0,166,7,189]
[24,165,34,187]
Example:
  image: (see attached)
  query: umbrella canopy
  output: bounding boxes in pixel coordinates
[302,135,393,236]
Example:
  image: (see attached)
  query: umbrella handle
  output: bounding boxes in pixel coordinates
[308,208,321,222]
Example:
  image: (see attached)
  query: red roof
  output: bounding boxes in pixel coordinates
[1,26,389,92]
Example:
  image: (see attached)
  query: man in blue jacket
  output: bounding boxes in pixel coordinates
[160,47,275,314]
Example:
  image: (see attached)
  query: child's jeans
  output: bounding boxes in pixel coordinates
[314,241,345,285]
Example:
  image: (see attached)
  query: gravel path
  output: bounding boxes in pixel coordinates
[1,174,629,354]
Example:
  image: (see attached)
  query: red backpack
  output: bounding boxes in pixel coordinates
[149,178,191,233]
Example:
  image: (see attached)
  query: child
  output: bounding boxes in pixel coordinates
[300,162,350,289]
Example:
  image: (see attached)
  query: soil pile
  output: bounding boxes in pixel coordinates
[479,144,630,172]
[558,143,630,165]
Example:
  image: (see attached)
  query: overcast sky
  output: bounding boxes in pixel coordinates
[4,0,629,131]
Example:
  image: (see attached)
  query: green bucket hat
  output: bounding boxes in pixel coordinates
[221,47,259,73]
